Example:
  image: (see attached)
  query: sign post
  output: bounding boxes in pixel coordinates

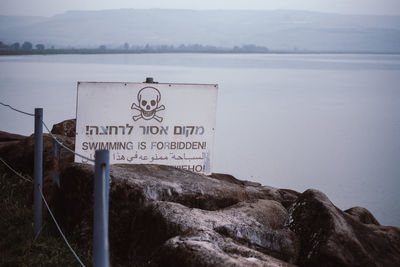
[93,150,110,267]
[75,79,218,174]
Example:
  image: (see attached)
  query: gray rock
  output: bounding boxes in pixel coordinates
[135,199,299,264]
[51,119,76,137]
[0,133,74,176]
[286,189,400,267]
[0,130,26,142]
[109,164,293,210]
[344,206,380,225]
[56,163,300,266]
[152,229,296,267]
[0,131,75,206]
[1,121,399,267]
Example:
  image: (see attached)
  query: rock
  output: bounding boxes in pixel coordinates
[344,206,380,225]
[151,229,296,267]
[0,131,26,142]
[286,189,400,267]
[55,163,301,266]
[0,131,75,205]
[106,164,292,211]
[0,133,74,175]
[1,122,400,267]
[132,199,299,265]
[277,189,301,209]
[55,163,400,267]
[210,173,247,186]
[51,119,76,137]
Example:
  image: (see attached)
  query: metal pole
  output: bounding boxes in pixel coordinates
[145,77,154,83]
[94,150,110,267]
[34,108,43,237]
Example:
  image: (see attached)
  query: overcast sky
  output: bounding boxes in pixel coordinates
[1,0,400,17]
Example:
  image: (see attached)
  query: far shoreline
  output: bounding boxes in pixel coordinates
[1,49,400,56]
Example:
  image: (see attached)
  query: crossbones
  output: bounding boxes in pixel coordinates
[131,87,165,122]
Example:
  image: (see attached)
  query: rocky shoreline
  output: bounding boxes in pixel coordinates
[1,119,399,266]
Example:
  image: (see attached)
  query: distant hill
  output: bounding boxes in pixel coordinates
[1,9,400,52]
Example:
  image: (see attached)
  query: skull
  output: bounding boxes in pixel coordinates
[137,87,161,120]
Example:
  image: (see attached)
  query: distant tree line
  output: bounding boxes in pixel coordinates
[0,41,47,51]
[115,43,269,53]
[0,41,269,54]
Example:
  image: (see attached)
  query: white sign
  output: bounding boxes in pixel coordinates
[75,81,218,174]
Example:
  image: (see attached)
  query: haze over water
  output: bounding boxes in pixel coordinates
[0,53,399,226]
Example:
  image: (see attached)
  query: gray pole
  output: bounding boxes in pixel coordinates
[94,150,110,267]
[34,108,43,237]
[145,77,154,83]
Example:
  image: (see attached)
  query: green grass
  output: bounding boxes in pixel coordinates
[0,166,91,266]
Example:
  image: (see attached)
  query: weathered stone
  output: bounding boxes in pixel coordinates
[108,164,291,211]
[0,131,26,142]
[286,189,400,267]
[135,200,299,264]
[344,206,380,225]
[0,132,75,206]
[51,119,76,137]
[1,123,400,267]
[54,163,301,266]
[0,133,74,175]
[151,229,296,267]
[277,189,301,209]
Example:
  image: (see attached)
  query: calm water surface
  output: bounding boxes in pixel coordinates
[1,53,399,226]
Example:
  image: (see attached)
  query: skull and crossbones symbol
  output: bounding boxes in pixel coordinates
[131,87,165,122]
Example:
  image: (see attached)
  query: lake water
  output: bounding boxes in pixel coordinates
[1,53,399,226]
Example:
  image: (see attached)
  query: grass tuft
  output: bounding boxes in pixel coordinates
[0,167,91,266]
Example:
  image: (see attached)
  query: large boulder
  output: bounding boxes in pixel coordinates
[0,130,26,142]
[56,163,301,266]
[286,189,400,267]
[0,119,76,176]
[131,199,299,265]
[0,132,74,184]
[344,206,380,225]
[0,123,75,204]
[151,229,296,267]
[51,119,76,137]
[56,163,400,267]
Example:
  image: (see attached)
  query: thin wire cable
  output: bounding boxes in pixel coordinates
[41,120,95,163]
[0,157,33,182]
[0,102,35,117]
[0,157,86,267]
[38,185,86,267]
[0,101,94,163]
